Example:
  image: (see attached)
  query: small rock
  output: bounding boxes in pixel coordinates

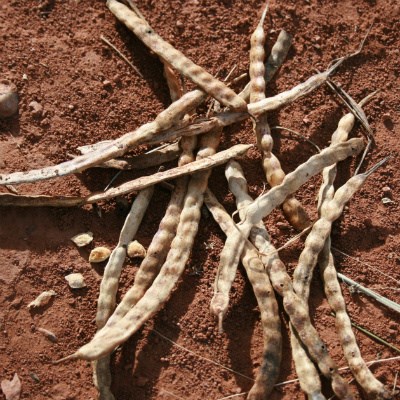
[382,186,392,197]
[89,246,111,263]
[176,20,183,28]
[313,35,321,44]
[68,104,75,110]
[127,240,146,258]
[22,74,28,81]
[71,232,93,247]
[102,80,112,89]
[382,113,391,122]
[303,116,311,125]
[27,290,56,309]
[29,100,43,118]
[65,273,86,289]
[276,222,289,230]
[382,197,394,205]
[0,79,19,118]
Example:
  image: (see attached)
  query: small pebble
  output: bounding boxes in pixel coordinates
[382,113,391,122]
[382,197,394,204]
[22,74,28,81]
[303,116,311,125]
[71,232,93,247]
[127,240,146,258]
[29,100,43,117]
[89,246,111,263]
[176,20,183,28]
[382,186,392,198]
[27,290,56,309]
[65,273,86,289]
[102,80,112,89]
[0,79,19,118]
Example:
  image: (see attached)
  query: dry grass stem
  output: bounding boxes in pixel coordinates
[337,273,400,314]
[0,144,251,207]
[100,34,143,77]
[107,0,247,112]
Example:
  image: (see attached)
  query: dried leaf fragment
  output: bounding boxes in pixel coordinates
[65,273,86,289]
[89,247,111,263]
[71,232,93,247]
[1,373,21,400]
[27,290,56,309]
[127,240,146,258]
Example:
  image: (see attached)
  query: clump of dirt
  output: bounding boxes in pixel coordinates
[0,1,399,399]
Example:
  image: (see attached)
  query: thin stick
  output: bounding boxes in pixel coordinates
[0,144,252,207]
[100,34,143,77]
[332,247,399,284]
[346,318,400,354]
[338,273,400,314]
[76,141,181,171]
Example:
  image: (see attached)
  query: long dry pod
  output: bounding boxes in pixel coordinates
[106,137,197,327]
[57,126,224,362]
[210,138,364,324]
[225,160,326,400]
[0,61,343,187]
[107,0,246,112]
[315,96,390,400]
[220,162,353,399]
[0,89,205,186]
[93,187,153,400]
[0,144,251,207]
[292,159,387,303]
[248,4,310,230]
[204,189,281,400]
[240,30,292,101]
[86,142,181,171]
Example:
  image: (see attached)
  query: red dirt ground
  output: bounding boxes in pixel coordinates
[0,1,399,399]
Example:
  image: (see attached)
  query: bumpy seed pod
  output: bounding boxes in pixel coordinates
[316,95,390,400]
[210,139,364,326]
[107,0,246,112]
[225,160,325,400]
[248,4,310,230]
[59,127,223,362]
[93,187,153,400]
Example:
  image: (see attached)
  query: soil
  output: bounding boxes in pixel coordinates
[0,1,399,399]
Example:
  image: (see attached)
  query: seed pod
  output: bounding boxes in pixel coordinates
[107,0,246,112]
[89,247,112,263]
[204,189,281,400]
[225,160,324,400]
[210,139,364,327]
